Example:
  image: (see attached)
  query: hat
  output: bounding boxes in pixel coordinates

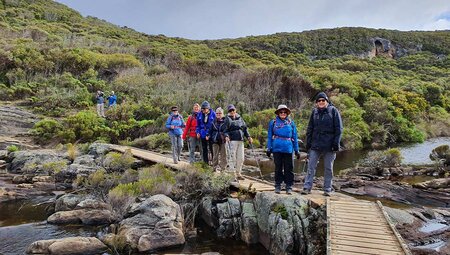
[216,107,224,113]
[201,101,210,109]
[275,104,291,115]
[111,91,114,94]
[315,92,329,102]
[171,106,178,111]
[227,104,236,112]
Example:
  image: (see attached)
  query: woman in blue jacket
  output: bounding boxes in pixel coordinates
[266,104,299,194]
[166,106,185,164]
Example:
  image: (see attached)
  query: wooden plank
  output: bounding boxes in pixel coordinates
[329,204,377,210]
[331,201,374,206]
[332,244,404,255]
[332,234,398,246]
[377,201,412,255]
[331,221,390,231]
[331,239,402,252]
[331,225,388,235]
[326,197,331,255]
[332,218,388,226]
[329,211,384,218]
[331,229,397,241]
[329,213,385,222]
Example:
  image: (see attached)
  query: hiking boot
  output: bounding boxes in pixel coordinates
[323,191,332,197]
[301,189,311,195]
[274,187,281,194]
[236,174,245,180]
[286,188,293,195]
[173,159,178,164]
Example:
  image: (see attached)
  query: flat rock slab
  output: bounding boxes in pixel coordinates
[26,237,108,255]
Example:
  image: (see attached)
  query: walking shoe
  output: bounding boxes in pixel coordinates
[286,188,293,195]
[236,174,245,180]
[323,191,332,197]
[274,187,281,194]
[300,189,311,195]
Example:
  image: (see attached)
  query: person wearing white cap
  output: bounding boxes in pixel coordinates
[107,91,117,107]
[266,104,299,194]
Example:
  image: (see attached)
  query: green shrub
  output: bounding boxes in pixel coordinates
[66,143,78,161]
[273,204,288,220]
[384,148,403,166]
[131,132,170,150]
[30,119,63,144]
[42,160,67,174]
[103,149,135,172]
[6,145,19,153]
[60,110,110,143]
[359,148,403,167]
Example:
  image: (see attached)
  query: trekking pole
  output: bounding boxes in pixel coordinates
[250,143,263,178]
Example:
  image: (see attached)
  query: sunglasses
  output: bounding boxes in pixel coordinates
[279,111,288,114]
[316,99,326,103]
[228,109,235,112]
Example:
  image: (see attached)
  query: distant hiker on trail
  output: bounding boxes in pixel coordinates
[207,107,227,172]
[224,104,252,180]
[182,103,202,164]
[302,92,343,196]
[266,104,299,195]
[166,106,185,164]
[107,91,117,107]
[96,90,105,118]
[196,101,216,164]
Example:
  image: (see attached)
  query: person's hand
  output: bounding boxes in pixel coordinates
[295,151,300,160]
[248,137,253,144]
[197,133,200,139]
[225,136,230,142]
[332,144,339,152]
[171,125,175,129]
[266,149,272,158]
[206,136,209,141]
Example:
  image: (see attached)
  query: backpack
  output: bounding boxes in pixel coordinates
[271,117,294,138]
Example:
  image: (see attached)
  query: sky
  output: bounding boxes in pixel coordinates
[55,0,450,40]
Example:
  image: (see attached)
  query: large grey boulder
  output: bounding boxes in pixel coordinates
[88,142,112,157]
[47,209,115,225]
[7,150,69,174]
[117,194,185,252]
[240,202,259,244]
[200,196,219,228]
[26,237,107,255]
[55,194,84,212]
[216,198,242,238]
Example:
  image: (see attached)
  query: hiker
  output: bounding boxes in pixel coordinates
[166,106,185,164]
[96,90,105,117]
[266,104,300,194]
[107,91,117,107]
[196,101,216,164]
[182,103,202,163]
[224,104,252,180]
[302,92,343,196]
[207,107,227,172]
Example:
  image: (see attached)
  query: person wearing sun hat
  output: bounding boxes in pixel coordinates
[166,106,185,164]
[301,92,343,196]
[266,104,299,194]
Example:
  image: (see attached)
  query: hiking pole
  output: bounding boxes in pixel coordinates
[250,143,263,178]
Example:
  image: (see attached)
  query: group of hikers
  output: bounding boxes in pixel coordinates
[166,91,343,196]
[95,90,117,117]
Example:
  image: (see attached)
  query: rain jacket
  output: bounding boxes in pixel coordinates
[306,105,343,152]
[196,110,216,139]
[207,117,227,144]
[166,113,185,137]
[224,113,250,141]
[267,116,299,154]
[182,112,199,139]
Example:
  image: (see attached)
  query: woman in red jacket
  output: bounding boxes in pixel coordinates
[182,103,202,163]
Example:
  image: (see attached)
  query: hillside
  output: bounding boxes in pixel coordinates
[0,0,449,150]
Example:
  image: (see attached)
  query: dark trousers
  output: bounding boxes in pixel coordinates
[273,152,294,189]
[201,138,213,164]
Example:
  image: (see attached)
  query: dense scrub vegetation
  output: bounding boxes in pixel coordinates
[0,0,449,149]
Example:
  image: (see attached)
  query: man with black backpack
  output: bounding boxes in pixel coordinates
[301,92,343,196]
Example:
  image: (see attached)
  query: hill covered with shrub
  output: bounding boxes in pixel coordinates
[0,0,449,149]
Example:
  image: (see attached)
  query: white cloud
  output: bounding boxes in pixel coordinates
[423,19,450,30]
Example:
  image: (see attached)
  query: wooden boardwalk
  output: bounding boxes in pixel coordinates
[327,198,411,255]
[111,144,411,254]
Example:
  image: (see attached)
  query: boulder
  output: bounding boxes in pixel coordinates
[0,150,7,160]
[75,198,110,210]
[12,174,33,184]
[88,143,112,157]
[199,197,218,228]
[73,155,96,166]
[32,175,54,183]
[47,209,115,225]
[240,202,259,244]
[117,194,184,252]
[26,237,107,255]
[55,194,84,211]
[8,150,69,174]
[413,178,450,190]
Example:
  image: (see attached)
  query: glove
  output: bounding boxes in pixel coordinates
[332,144,339,152]
[305,144,311,151]
[266,149,272,158]
[295,151,300,160]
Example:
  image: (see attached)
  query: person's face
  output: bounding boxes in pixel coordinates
[316,98,328,109]
[202,107,209,114]
[193,105,200,112]
[278,110,288,119]
[172,110,178,114]
[228,109,236,116]
[216,112,223,118]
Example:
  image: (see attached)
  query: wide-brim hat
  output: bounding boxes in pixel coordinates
[275,104,291,115]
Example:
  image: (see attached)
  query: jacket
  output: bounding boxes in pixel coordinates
[207,117,227,144]
[267,116,299,154]
[165,113,185,137]
[224,113,250,141]
[306,105,343,152]
[182,112,199,139]
[196,110,216,139]
[108,95,117,106]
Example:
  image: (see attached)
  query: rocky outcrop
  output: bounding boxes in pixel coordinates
[367,37,421,59]
[113,194,185,252]
[7,150,69,174]
[413,178,450,190]
[54,194,84,211]
[0,105,40,150]
[88,142,112,157]
[26,237,108,255]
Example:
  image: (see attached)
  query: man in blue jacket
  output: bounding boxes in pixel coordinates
[266,104,299,194]
[196,101,216,164]
[166,106,185,164]
[302,92,343,196]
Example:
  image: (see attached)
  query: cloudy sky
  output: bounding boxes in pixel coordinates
[55,0,450,40]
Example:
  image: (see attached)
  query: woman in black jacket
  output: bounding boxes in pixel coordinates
[207,107,228,172]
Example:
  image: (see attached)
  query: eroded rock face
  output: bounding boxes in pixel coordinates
[116,194,185,252]
[26,237,107,255]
